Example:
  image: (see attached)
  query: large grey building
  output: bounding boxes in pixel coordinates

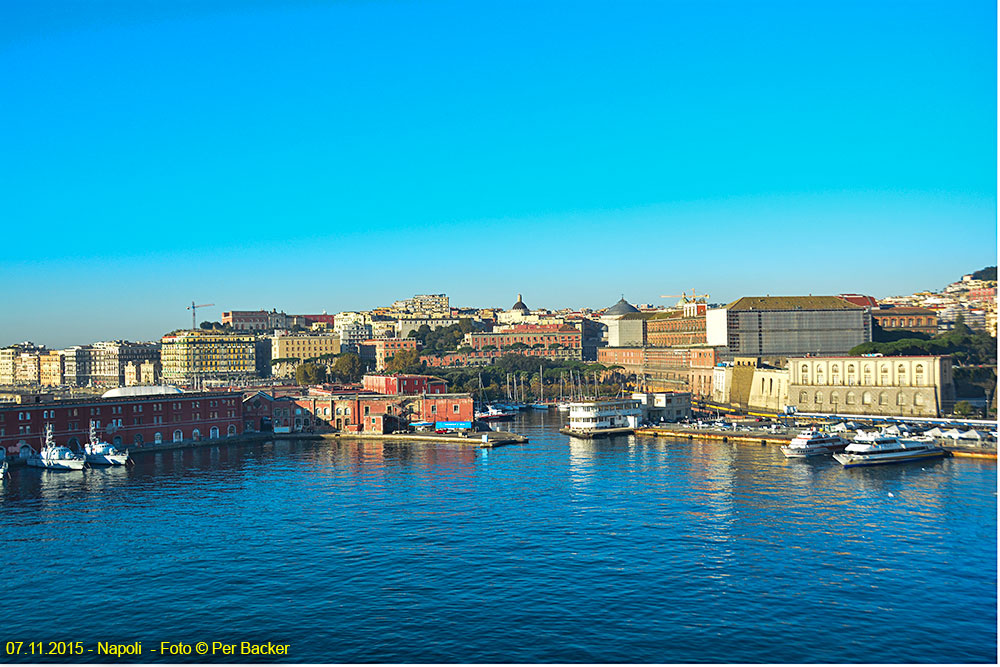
[706,296,871,359]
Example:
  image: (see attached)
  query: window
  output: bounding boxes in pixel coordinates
[155,432,163,444]
[896,393,906,406]
[173,429,183,442]
[878,392,888,406]
[431,405,437,413]
[862,391,872,405]
[453,404,460,414]
[799,391,808,403]
[814,391,823,404]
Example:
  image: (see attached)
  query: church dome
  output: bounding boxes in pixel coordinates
[511,293,530,313]
[605,297,640,316]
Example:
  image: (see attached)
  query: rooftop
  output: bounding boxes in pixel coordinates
[724,296,861,311]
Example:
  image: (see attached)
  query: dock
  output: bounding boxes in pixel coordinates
[322,430,527,448]
[635,426,793,446]
[559,427,635,439]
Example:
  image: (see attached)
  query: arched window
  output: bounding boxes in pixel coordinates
[227,425,237,437]
[814,391,823,404]
[113,436,122,446]
[830,392,839,404]
[879,364,889,385]
[173,429,183,442]
[134,434,143,446]
[816,368,825,384]
[915,364,925,386]
[878,392,888,406]
[915,393,925,406]
[863,365,873,385]
[800,364,809,382]
[209,426,220,439]
[846,391,856,405]
[862,391,872,405]
[907,318,914,327]
[154,432,163,444]
[897,364,907,384]
[192,428,201,441]
[896,393,906,406]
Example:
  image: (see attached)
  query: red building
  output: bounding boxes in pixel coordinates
[1,389,243,456]
[871,307,938,336]
[362,374,447,395]
[463,324,582,356]
[837,294,879,308]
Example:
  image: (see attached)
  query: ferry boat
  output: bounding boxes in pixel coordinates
[26,424,86,471]
[83,421,129,466]
[780,428,849,458]
[833,431,947,468]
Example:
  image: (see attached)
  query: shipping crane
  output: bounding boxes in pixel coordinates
[187,301,215,330]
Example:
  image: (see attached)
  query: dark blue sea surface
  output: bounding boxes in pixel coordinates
[1,412,996,663]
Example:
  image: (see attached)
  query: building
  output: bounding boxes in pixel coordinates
[391,294,450,314]
[463,324,583,359]
[606,313,647,347]
[160,331,257,386]
[396,317,461,339]
[687,347,718,398]
[631,391,692,422]
[39,351,65,387]
[1,343,45,385]
[91,341,160,387]
[141,360,162,385]
[871,307,938,336]
[62,346,97,387]
[0,388,243,455]
[271,332,341,362]
[786,355,954,417]
[597,347,645,376]
[362,374,447,396]
[646,301,708,347]
[706,296,871,359]
[15,353,41,385]
[221,309,290,332]
[357,338,419,371]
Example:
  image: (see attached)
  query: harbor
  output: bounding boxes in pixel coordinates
[0,410,994,663]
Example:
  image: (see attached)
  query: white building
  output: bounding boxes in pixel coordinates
[568,399,642,430]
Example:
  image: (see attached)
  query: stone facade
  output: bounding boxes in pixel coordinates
[787,355,954,417]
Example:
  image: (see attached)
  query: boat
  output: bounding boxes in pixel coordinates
[529,365,549,409]
[83,421,129,466]
[0,448,7,477]
[833,431,947,468]
[474,405,516,421]
[780,428,849,458]
[556,402,572,412]
[26,424,86,471]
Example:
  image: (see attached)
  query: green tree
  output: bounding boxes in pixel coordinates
[295,362,327,385]
[331,353,363,383]
[385,349,423,373]
[952,400,973,416]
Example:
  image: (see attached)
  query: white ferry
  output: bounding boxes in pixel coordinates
[780,428,849,458]
[833,431,947,468]
[567,399,642,431]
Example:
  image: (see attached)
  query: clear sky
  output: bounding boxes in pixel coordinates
[1,0,996,348]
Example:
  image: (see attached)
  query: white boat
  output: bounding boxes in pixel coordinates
[474,405,515,421]
[833,431,947,468]
[83,421,129,466]
[556,402,572,412]
[780,428,849,458]
[0,448,7,477]
[26,424,86,471]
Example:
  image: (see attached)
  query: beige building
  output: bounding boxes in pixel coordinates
[15,353,41,385]
[787,355,954,417]
[39,351,65,386]
[271,332,341,362]
[0,347,18,385]
[161,330,257,385]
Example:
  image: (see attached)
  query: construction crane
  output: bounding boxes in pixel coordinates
[187,301,215,330]
[659,290,710,302]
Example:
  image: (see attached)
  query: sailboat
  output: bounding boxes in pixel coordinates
[530,364,549,409]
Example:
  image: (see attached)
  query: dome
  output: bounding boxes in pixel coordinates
[101,385,184,399]
[510,293,530,313]
[604,297,640,316]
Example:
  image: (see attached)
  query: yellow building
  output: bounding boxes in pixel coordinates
[271,332,341,362]
[161,330,257,385]
[15,353,41,385]
[39,351,65,386]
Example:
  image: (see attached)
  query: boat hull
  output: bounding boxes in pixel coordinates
[833,449,947,468]
[27,458,86,471]
[85,453,128,466]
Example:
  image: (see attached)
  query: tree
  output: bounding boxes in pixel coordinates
[385,349,423,373]
[953,400,973,416]
[331,353,363,383]
[296,362,327,386]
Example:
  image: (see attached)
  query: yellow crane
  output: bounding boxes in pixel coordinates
[659,290,710,302]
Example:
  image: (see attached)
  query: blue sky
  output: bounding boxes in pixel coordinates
[1,0,995,348]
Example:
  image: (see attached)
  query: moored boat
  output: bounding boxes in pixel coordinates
[833,431,947,468]
[26,424,86,471]
[83,421,129,466]
[781,428,849,458]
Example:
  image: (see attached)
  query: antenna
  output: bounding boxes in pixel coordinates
[187,301,215,330]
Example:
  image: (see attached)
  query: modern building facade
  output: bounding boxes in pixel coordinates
[706,296,871,359]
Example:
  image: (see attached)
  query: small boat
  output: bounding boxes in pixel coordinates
[83,421,129,466]
[833,431,947,468]
[26,424,86,471]
[474,405,516,421]
[781,428,849,458]
[529,403,549,410]
[0,448,7,477]
[556,402,572,412]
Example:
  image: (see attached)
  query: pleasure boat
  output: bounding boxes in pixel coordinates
[780,428,850,458]
[83,421,129,466]
[474,405,515,421]
[26,424,86,471]
[833,431,947,468]
[0,449,7,477]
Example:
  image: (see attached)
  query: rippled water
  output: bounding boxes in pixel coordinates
[1,412,996,663]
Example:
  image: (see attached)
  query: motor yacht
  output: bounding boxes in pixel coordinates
[781,428,849,458]
[833,431,946,468]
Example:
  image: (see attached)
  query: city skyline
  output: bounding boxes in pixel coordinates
[2,1,995,348]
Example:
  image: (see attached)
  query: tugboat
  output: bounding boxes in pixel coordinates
[26,424,86,471]
[833,431,947,468]
[83,421,129,466]
[780,428,850,458]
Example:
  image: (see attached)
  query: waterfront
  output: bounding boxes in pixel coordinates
[0,411,996,663]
